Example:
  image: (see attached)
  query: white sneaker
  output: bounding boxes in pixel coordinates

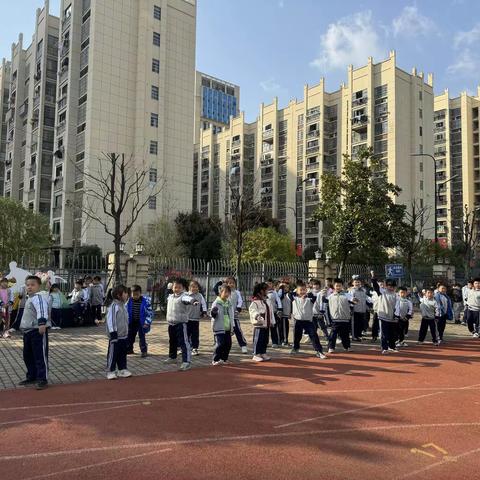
[51,326,61,330]
[212,360,223,366]
[395,341,401,347]
[382,350,389,355]
[271,344,280,349]
[252,355,264,362]
[400,341,408,347]
[241,346,248,354]
[163,357,177,364]
[316,352,327,359]
[192,349,199,356]
[404,333,409,338]
[117,369,132,378]
[261,354,271,361]
[2,332,11,338]
[388,348,399,353]
[328,348,335,353]
[473,333,479,338]
[179,362,191,371]
[290,348,299,355]
[7,328,15,333]
[417,341,424,345]
[106,371,117,380]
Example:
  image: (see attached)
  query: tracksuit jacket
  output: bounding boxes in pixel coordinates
[126,296,154,332]
[372,279,398,323]
[394,297,413,320]
[20,293,51,331]
[434,292,453,320]
[106,300,129,340]
[210,297,235,334]
[187,292,207,320]
[166,293,196,325]
[249,297,275,328]
[321,291,353,323]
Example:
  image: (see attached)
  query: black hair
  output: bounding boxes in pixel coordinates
[93,275,101,281]
[296,280,306,288]
[172,277,189,290]
[75,279,84,286]
[131,284,142,293]
[266,278,274,284]
[385,278,397,287]
[218,284,232,294]
[0,277,8,283]
[333,278,343,285]
[473,277,480,283]
[398,286,408,292]
[49,284,60,292]
[425,287,434,293]
[253,282,268,298]
[311,279,321,286]
[25,275,41,285]
[112,285,127,300]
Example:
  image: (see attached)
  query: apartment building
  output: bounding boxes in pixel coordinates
[0,60,11,196]
[50,0,196,264]
[193,51,435,253]
[434,89,480,247]
[3,3,59,216]
[193,71,240,143]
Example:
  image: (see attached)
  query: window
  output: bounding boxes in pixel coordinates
[55,164,63,178]
[154,5,161,20]
[150,113,158,127]
[419,108,423,119]
[419,126,423,137]
[54,194,62,207]
[29,179,35,191]
[153,32,161,46]
[420,180,424,191]
[149,168,158,183]
[419,161,423,172]
[419,144,423,154]
[152,58,160,73]
[419,91,423,101]
[151,85,159,100]
[148,196,157,209]
[149,140,158,155]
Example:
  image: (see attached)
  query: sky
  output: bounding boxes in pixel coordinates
[2,0,480,122]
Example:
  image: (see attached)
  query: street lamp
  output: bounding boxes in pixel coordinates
[135,241,144,254]
[119,241,125,253]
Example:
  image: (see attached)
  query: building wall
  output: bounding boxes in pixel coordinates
[0,60,11,196]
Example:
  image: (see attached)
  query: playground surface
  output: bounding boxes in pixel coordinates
[0,331,479,480]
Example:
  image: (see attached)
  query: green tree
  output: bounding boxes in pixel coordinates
[238,227,296,263]
[314,149,406,278]
[0,197,51,261]
[137,218,186,261]
[174,211,222,260]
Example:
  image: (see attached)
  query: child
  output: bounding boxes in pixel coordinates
[186,280,207,356]
[321,278,354,353]
[309,279,329,341]
[210,284,235,365]
[434,283,453,343]
[106,285,131,379]
[68,280,85,325]
[249,282,274,362]
[126,285,154,358]
[49,284,63,329]
[395,287,413,347]
[465,278,480,337]
[18,275,50,390]
[225,277,248,354]
[266,279,282,348]
[0,278,14,338]
[164,279,198,371]
[370,280,384,342]
[450,284,463,324]
[288,281,327,358]
[278,282,292,346]
[83,276,92,323]
[89,276,104,325]
[371,271,399,354]
[350,277,371,341]
[418,288,439,345]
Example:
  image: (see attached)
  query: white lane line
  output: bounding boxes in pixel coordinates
[2,422,480,462]
[20,448,172,480]
[395,445,480,479]
[275,392,444,429]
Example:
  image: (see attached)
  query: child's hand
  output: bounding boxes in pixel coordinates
[236,307,242,313]
[38,325,47,335]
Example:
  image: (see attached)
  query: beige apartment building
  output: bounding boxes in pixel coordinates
[434,89,480,247]
[0,59,11,196]
[3,2,59,216]
[193,51,435,253]
[49,0,196,264]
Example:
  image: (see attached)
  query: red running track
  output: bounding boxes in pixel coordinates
[1,340,480,480]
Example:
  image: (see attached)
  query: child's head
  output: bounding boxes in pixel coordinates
[326,277,333,288]
[352,278,362,288]
[437,283,447,294]
[131,284,142,300]
[0,278,8,289]
[468,280,473,288]
[84,276,93,285]
[296,281,307,297]
[266,278,274,289]
[473,278,480,290]
[218,284,231,301]
[252,282,268,299]
[172,279,185,295]
[333,278,344,292]
[74,280,83,290]
[25,275,42,295]
[93,275,101,284]
[398,286,408,298]
[225,277,236,289]
[112,285,128,302]
[189,280,201,294]
[50,283,60,293]
[425,287,434,299]
[311,279,321,291]
[385,278,397,292]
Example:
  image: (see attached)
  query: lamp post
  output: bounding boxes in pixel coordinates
[119,241,125,253]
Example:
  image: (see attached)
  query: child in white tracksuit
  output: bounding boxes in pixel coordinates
[249,282,275,362]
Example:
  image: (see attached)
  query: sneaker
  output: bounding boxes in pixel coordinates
[382,350,389,355]
[438,339,443,345]
[404,333,409,338]
[163,357,177,364]
[388,348,399,353]
[191,349,199,356]
[290,348,300,355]
[281,342,290,347]
[180,362,191,371]
[328,348,335,353]
[141,352,148,358]
[473,333,479,338]
[35,380,48,390]
[241,346,248,354]
[395,341,401,347]
[51,326,61,330]
[212,360,223,366]
[18,379,36,386]
[252,355,264,362]
[271,344,280,349]
[315,352,327,359]
[7,328,16,333]
[106,371,117,380]
[344,347,353,352]
[261,354,271,361]
[417,341,424,345]
[400,341,408,347]
[117,369,132,378]
[461,322,467,326]
[433,342,440,347]
[2,332,10,338]
[352,337,362,342]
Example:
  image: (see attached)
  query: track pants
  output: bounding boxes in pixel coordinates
[233,316,247,347]
[293,320,323,352]
[253,327,269,355]
[127,322,147,353]
[278,316,290,344]
[91,304,102,322]
[314,315,329,338]
[328,321,350,350]
[371,313,380,339]
[270,314,280,346]
[436,314,447,341]
[380,320,398,351]
[352,312,365,339]
[213,332,232,362]
[187,320,200,349]
[107,337,127,372]
[397,318,409,343]
[168,323,191,363]
[418,317,438,343]
[23,329,49,382]
[466,309,479,334]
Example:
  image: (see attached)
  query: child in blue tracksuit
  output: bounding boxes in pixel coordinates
[434,283,453,343]
[126,285,153,357]
[210,284,235,365]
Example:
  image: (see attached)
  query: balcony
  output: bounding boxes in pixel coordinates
[434,126,445,133]
[307,130,320,139]
[58,96,67,111]
[352,96,368,108]
[351,115,368,129]
[60,43,70,59]
[306,112,320,123]
[62,15,71,31]
[33,95,40,108]
[59,68,68,85]
[232,139,241,147]
[434,148,447,157]
[306,143,319,154]
[53,233,61,245]
[33,71,42,84]
[305,227,319,235]
[263,129,274,140]
[28,190,36,201]
[52,206,63,218]
[57,121,66,135]
[352,132,368,144]
[305,193,319,203]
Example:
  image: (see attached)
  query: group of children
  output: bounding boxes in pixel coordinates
[11,269,480,389]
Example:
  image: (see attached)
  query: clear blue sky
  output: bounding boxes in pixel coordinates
[2,0,480,122]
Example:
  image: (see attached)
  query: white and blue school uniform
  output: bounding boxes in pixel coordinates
[267,289,282,346]
[249,296,274,355]
[186,292,207,350]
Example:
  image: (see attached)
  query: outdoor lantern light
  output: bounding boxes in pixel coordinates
[119,242,126,253]
[314,250,322,260]
[135,242,144,254]
[325,252,332,263]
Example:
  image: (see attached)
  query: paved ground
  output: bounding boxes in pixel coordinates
[0,315,473,390]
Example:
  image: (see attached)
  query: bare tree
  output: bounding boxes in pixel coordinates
[72,152,163,285]
[457,204,480,280]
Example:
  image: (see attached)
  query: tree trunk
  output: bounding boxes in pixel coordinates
[114,217,122,286]
[407,253,413,288]
[235,234,242,291]
[338,258,346,280]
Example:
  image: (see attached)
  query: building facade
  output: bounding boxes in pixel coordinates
[434,89,480,247]
[193,52,435,253]
[49,0,196,263]
[3,2,59,216]
[193,71,239,143]
[0,59,11,196]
